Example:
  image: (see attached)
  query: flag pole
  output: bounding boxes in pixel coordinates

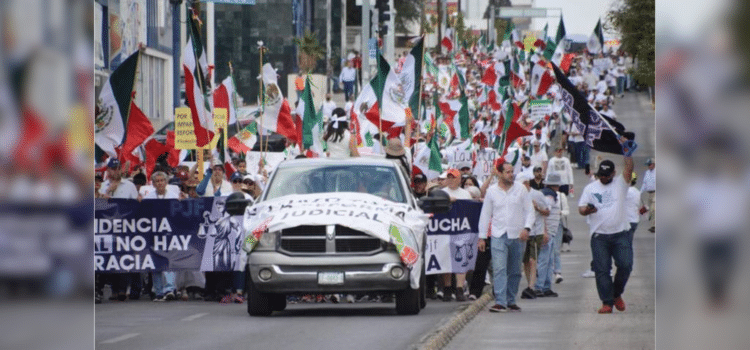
[416,35,426,144]
[228,61,242,136]
[259,43,265,159]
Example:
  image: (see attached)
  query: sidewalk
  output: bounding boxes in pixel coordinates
[442,91,655,349]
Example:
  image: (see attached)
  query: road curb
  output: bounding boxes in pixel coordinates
[414,292,493,350]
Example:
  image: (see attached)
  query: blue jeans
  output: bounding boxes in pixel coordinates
[590,230,633,306]
[490,233,524,307]
[343,80,355,101]
[553,222,563,274]
[577,142,589,169]
[152,271,176,295]
[616,76,626,95]
[534,238,554,292]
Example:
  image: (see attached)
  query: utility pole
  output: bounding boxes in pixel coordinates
[326,0,332,93]
[171,0,182,108]
[361,0,371,83]
[207,2,215,89]
[385,0,395,63]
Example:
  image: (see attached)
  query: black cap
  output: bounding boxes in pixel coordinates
[413,174,427,183]
[596,160,615,177]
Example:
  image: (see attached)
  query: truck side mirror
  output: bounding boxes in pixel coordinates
[418,189,452,214]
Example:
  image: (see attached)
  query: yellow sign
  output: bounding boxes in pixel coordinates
[209,108,228,149]
[174,107,198,150]
[523,35,537,51]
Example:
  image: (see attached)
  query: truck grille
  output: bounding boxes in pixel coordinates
[279,225,383,255]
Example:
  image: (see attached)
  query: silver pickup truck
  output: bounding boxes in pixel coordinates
[226,158,449,316]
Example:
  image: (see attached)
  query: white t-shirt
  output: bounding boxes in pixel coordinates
[625,186,641,224]
[543,190,562,235]
[530,188,548,236]
[579,175,629,235]
[442,186,472,200]
[322,100,337,119]
[530,151,548,169]
[142,188,180,199]
[546,156,574,186]
[99,179,139,199]
[139,184,181,198]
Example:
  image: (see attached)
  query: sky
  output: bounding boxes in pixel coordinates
[531,0,619,39]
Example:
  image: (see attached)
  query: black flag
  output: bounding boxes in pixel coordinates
[551,63,634,155]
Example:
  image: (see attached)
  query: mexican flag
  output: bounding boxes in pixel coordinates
[530,60,555,97]
[352,53,407,139]
[215,128,237,179]
[183,11,213,147]
[400,37,423,121]
[480,63,497,87]
[533,24,548,51]
[424,52,439,77]
[94,50,139,157]
[260,63,297,143]
[543,17,566,61]
[510,52,525,89]
[441,28,454,52]
[587,19,604,55]
[413,132,442,180]
[213,76,238,125]
[295,76,324,156]
[503,22,524,50]
[119,100,154,163]
[227,120,258,154]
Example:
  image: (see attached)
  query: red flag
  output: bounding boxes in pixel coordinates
[481,64,497,86]
[487,89,502,111]
[120,101,154,160]
[504,121,532,151]
[165,131,182,167]
[144,139,172,179]
[561,53,576,73]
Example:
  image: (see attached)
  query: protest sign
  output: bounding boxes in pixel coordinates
[472,147,498,184]
[174,107,197,149]
[529,99,552,123]
[424,200,481,275]
[94,197,246,272]
[244,151,287,175]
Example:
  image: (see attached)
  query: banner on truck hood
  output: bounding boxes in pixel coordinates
[243,192,429,289]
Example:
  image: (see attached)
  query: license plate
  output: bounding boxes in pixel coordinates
[317,272,344,285]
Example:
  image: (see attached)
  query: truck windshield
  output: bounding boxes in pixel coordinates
[264,164,406,203]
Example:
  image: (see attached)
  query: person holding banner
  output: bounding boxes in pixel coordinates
[439,169,472,302]
[141,171,179,301]
[478,162,535,313]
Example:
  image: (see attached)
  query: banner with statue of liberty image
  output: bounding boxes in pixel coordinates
[424,200,482,275]
[94,197,246,272]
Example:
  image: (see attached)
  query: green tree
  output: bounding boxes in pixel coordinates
[395,0,422,34]
[607,0,655,87]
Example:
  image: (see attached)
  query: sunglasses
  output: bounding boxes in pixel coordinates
[243,180,255,185]
[232,179,243,184]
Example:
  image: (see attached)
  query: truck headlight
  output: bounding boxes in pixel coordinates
[259,231,277,248]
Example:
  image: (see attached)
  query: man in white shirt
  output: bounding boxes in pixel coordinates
[321,94,337,120]
[640,158,656,232]
[596,75,608,95]
[439,168,472,302]
[579,152,634,314]
[97,158,140,302]
[535,172,564,296]
[99,158,139,199]
[518,173,550,300]
[599,103,617,120]
[529,142,548,175]
[339,61,357,101]
[546,146,575,196]
[478,162,535,312]
[140,171,179,301]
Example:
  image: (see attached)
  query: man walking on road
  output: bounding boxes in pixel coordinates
[579,151,634,314]
[478,163,535,312]
[339,61,357,102]
[641,158,655,232]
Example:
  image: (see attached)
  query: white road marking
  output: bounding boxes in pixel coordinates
[100,333,140,344]
[180,312,209,321]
